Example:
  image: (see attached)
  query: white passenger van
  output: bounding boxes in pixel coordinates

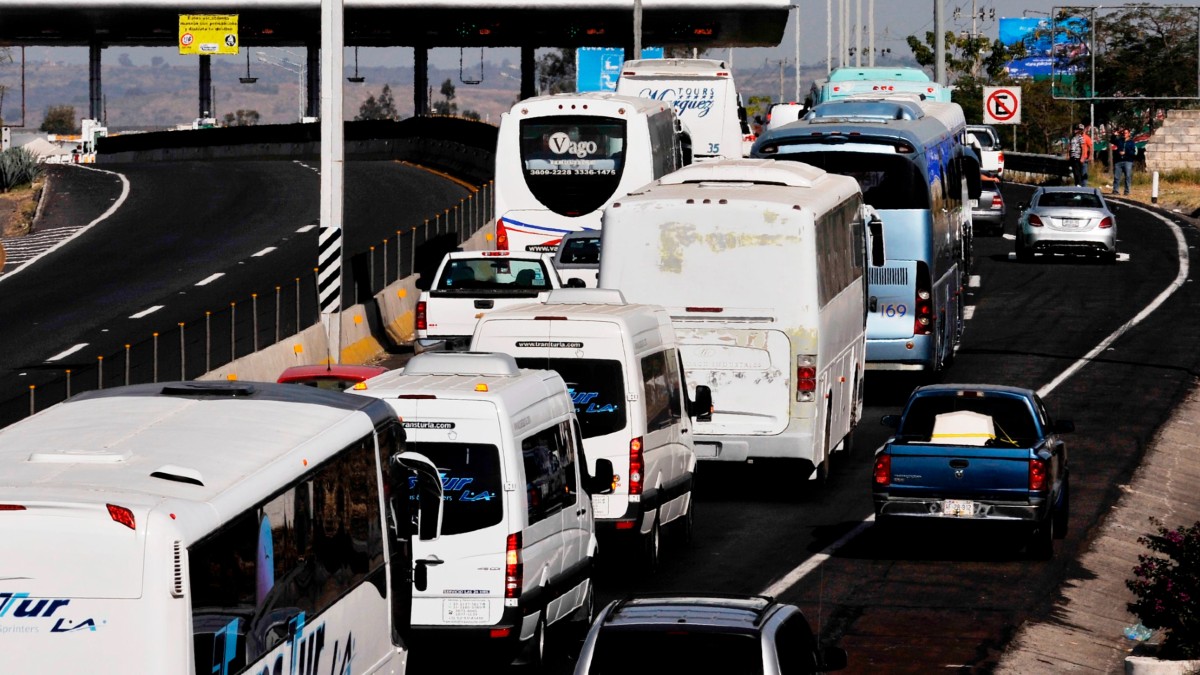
[470,289,710,566]
[351,352,613,669]
[599,159,884,480]
[0,381,444,675]
[616,58,747,161]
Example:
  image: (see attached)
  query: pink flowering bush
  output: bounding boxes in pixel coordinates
[1125,517,1200,659]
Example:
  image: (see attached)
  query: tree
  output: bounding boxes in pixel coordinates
[222,109,261,126]
[118,53,134,67]
[433,79,458,115]
[1016,78,1077,154]
[905,30,1027,125]
[356,84,399,121]
[40,105,77,135]
[535,48,576,95]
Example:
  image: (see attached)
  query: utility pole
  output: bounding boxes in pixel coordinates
[935,0,946,85]
[855,0,862,67]
[826,0,832,75]
[779,58,786,101]
[869,0,875,66]
[794,4,802,100]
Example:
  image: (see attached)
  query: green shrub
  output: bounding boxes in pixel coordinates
[1126,517,1200,659]
[0,147,44,192]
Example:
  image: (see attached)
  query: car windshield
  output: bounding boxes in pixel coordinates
[558,236,601,265]
[1037,192,1101,209]
[514,357,626,439]
[436,258,552,292]
[899,395,1040,446]
[588,629,763,675]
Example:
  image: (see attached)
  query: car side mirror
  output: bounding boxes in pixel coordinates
[881,414,901,429]
[820,646,848,671]
[1052,420,1075,434]
[414,273,432,292]
[588,458,615,495]
[565,277,587,288]
[690,385,714,422]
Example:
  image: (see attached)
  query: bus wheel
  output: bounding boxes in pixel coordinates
[816,403,833,483]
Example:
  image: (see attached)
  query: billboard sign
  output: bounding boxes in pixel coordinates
[1000,16,1090,80]
[576,47,665,92]
[179,14,239,55]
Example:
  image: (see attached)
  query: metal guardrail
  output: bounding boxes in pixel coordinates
[1004,152,1071,181]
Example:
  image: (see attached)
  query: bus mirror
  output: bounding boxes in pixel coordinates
[392,451,444,542]
[588,458,615,495]
[414,273,432,292]
[691,385,714,422]
[868,217,886,268]
[414,560,429,592]
[565,277,587,288]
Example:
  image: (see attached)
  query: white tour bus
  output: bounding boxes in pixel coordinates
[470,289,710,566]
[0,380,444,675]
[599,159,884,480]
[352,352,613,669]
[493,92,690,254]
[615,58,748,161]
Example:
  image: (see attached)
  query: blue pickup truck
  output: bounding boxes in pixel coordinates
[872,384,1073,558]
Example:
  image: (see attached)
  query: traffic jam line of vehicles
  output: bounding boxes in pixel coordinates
[2,61,1134,674]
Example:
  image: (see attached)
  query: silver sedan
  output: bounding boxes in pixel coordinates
[1015,187,1117,263]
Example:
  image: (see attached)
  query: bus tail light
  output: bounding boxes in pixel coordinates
[796,355,817,402]
[1028,214,1044,227]
[914,262,933,337]
[1098,217,1114,229]
[416,301,427,331]
[496,218,510,250]
[1029,459,1048,491]
[873,454,891,486]
[505,533,523,599]
[628,437,644,499]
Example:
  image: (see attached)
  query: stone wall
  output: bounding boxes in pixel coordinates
[1144,109,1200,173]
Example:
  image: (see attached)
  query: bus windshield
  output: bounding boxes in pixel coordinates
[520,116,627,217]
[772,149,930,210]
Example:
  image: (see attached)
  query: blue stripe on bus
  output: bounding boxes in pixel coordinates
[500,217,599,236]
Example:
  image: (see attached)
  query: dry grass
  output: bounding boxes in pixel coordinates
[1086,168,1200,216]
[0,180,43,238]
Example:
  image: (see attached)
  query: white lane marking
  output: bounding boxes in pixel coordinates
[0,165,131,283]
[129,305,164,319]
[252,246,277,257]
[195,273,225,286]
[46,343,89,362]
[296,225,316,233]
[1038,206,1186,398]
[964,305,976,320]
[1003,233,1016,240]
[968,275,981,288]
[760,202,1189,598]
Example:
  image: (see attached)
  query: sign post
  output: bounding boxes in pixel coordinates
[983,86,1022,125]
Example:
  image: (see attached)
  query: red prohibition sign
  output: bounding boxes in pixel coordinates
[987,89,1018,121]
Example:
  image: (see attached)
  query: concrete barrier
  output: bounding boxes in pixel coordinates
[375,275,421,346]
[338,303,386,365]
[199,322,329,382]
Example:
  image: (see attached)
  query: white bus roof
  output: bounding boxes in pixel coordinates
[656,157,825,188]
[509,91,677,118]
[0,381,392,542]
[361,352,570,409]
[620,58,731,78]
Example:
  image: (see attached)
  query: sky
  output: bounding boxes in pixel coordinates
[18,1,1200,74]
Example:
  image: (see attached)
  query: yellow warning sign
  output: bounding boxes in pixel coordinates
[179,14,239,55]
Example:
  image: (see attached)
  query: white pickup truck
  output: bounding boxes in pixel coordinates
[967,124,1005,177]
[415,250,572,351]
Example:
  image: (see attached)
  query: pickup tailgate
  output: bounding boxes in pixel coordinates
[424,292,544,338]
[885,443,1032,500]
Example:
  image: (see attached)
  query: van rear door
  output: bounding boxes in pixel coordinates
[397,400,511,628]
[674,323,792,436]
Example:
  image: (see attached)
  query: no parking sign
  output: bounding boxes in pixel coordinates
[983,86,1021,125]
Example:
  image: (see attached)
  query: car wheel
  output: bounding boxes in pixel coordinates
[519,614,547,671]
[643,514,661,571]
[1028,513,1055,560]
[568,581,595,643]
[1053,479,1070,538]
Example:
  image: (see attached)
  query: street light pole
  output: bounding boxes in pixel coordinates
[256,50,305,123]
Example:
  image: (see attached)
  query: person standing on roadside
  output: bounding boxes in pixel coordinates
[1068,124,1085,187]
[1081,124,1094,186]
[1113,128,1135,196]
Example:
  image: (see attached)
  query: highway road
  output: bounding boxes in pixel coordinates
[431,183,1199,675]
[3,162,1198,674]
[0,160,472,427]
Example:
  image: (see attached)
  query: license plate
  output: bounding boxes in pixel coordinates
[1060,218,1082,228]
[591,493,609,515]
[443,599,489,624]
[942,499,976,517]
[695,442,719,459]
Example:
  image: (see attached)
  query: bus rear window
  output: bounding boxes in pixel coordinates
[405,442,503,536]
[774,150,931,211]
[515,357,626,439]
[520,116,627,217]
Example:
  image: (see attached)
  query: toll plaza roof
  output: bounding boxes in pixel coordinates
[0,0,789,48]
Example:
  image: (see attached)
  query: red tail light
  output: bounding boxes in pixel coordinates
[107,504,136,530]
[913,262,933,337]
[505,532,522,599]
[998,151,1005,164]
[991,194,1003,209]
[795,355,817,402]
[0,504,26,511]
[1028,215,1044,227]
[1029,458,1048,491]
[628,437,644,497]
[495,218,509,251]
[416,301,427,331]
[1098,217,1113,229]
[873,454,891,486]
